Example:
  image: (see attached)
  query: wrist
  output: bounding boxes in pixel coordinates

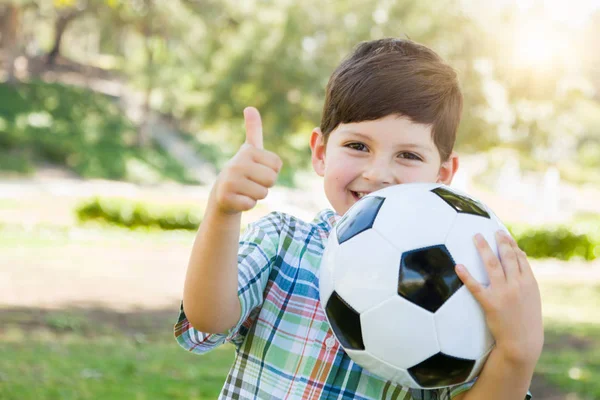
[491,346,538,374]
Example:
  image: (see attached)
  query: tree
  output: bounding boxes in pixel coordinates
[2,3,22,83]
[46,3,87,65]
[192,0,488,184]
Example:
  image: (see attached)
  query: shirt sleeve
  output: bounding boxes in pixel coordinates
[174,212,283,354]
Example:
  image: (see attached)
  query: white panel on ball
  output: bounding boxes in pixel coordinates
[373,187,458,252]
[345,348,419,389]
[434,286,494,360]
[361,297,439,369]
[489,208,510,235]
[444,214,502,286]
[319,233,340,307]
[334,229,403,314]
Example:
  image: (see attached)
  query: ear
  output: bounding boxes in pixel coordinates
[310,127,326,177]
[437,151,459,185]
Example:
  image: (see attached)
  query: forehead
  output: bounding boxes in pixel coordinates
[331,115,435,146]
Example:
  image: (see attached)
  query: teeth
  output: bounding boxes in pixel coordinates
[355,192,366,199]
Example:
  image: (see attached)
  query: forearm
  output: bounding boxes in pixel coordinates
[460,348,534,400]
[183,189,242,334]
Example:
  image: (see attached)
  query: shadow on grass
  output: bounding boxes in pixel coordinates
[1,304,181,339]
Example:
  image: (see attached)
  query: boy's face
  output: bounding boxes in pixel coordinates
[310,114,459,216]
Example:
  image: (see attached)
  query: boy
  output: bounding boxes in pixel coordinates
[174,38,543,399]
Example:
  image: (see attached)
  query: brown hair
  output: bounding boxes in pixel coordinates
[320,38,463,162]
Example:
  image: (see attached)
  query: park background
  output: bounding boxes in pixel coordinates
[1,0,600,398]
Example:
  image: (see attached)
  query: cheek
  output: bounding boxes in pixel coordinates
[330,164,357,185]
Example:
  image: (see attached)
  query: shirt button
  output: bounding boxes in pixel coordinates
[325,336,336,348]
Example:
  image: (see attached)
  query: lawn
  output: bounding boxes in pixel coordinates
[0,307,235,400]
[536,282,600,399]
[1,223,599,399]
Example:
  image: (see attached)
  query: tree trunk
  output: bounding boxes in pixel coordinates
[46,11,81,66]
[137,0,155,148]
[138,35,154,147]
[3,5,21,84]
[0,5,8,49]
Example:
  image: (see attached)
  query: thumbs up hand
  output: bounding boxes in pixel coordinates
[212,107,283,215]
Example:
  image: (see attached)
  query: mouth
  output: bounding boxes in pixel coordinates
[351,191,369,201]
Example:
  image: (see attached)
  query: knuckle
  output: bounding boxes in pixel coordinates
[258,187,269,200]
[245,198,257,210]
[237,146,254,161]
[503,250,517,263]
[219,178,235,193]
[266,171,278,186]
[519,249,528,258]
[486,255,501,269]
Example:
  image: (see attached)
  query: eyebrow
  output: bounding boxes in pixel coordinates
[340,131,433,153]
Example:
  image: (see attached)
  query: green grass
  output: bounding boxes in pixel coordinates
[1,282,598,399]
[536,282,600,399]
[1,224,599,399]
[539,325,600,399]
[0,310,235,400]
[0,81,196,183]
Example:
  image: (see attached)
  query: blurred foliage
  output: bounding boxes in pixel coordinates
[0,0,599,185]
[508,214,600,261]
[76,197,201,230]
[0,81,196,183]
[511,226,598,262]
[75,196,600,261]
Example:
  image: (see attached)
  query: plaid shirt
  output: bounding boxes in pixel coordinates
[174,209,530,399]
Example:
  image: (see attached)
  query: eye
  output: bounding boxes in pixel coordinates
[345,142,368,152]
[398,152,422,161]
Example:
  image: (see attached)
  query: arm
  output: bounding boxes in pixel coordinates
[452,349,534,400]
[183,107,282,334]
[453,230,543,400]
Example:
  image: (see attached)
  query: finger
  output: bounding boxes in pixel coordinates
[244,107,263,149]
[455,264,488,308]
[233,178,269,201]
[474,233,506,284]
[227,194,257,212]
[251,149,283,173]
[245,162,279,188]
[495,230,520,282]
[507,235,532,277]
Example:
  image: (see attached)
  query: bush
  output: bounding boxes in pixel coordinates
[508,222,600,261]
[76,197,201,231]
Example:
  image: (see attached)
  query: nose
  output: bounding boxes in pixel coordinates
[361,158,396,185]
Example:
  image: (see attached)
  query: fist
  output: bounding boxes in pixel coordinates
[212,107,283,215]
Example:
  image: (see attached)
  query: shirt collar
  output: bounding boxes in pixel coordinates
[313,208,341,236]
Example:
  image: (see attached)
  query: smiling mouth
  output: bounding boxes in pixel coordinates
[351,191,369,200]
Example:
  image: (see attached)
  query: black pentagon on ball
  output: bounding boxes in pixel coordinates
[398,245,462,313]
[325,291,365,350]
[431,187,490,218]
[408,352,475,388]
[336,196,385,244]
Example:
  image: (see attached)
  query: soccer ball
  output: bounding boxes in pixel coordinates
[319,182,508,389]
